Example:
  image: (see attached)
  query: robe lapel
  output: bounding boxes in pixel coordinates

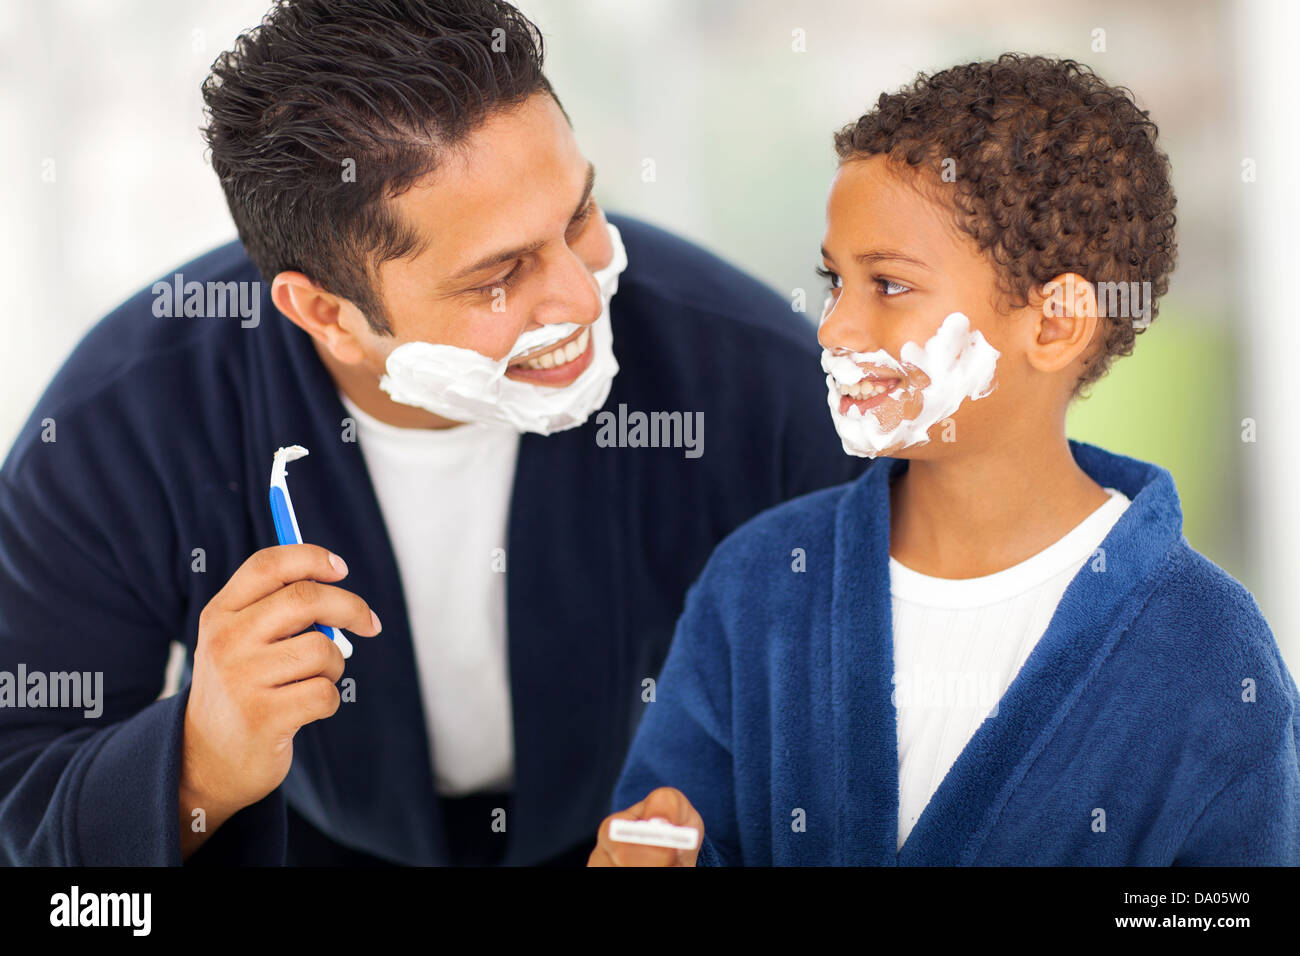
[257,313,445,864]
[503,420,627,864]
[895,442,1183,865]
[830,457,907,865]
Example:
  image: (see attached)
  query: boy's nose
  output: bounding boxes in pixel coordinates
[817,294,876,353]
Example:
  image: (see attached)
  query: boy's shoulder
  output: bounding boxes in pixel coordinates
[1145,538,1279,659]
[1128,536,1297,745]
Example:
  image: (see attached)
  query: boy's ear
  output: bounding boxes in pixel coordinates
[271,271,370,365]
[1025,272,1100,374]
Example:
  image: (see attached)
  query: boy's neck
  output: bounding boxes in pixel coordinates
[888,433,1110,579]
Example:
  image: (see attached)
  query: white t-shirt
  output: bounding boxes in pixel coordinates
[339,392,519,796]
[890,487,1131,851]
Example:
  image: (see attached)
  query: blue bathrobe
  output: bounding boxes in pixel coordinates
[613,441,1300,865]
[0,213,867,866]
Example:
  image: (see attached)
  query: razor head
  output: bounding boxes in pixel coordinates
[270,445,310,485]
[608,817,700,851]
[275,445,310,464]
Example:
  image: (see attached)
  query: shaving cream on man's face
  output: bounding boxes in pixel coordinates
[378,222,628,434]
[821,311,999,459]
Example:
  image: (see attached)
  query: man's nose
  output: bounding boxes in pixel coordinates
[535,248,603,327]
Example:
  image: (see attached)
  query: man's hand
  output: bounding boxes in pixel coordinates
[178,544,381,859]
[589,787,704,866]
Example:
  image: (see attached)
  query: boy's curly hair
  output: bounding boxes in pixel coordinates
[834,53,1177,392]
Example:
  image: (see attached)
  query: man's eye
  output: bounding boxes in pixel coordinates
[567,200,596,238]
[473,263,521,297]
[876,278,910,296]
[815,265,841,289]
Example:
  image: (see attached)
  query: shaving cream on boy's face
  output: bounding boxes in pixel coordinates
[821,311,1000,459]
[377,222,628,434]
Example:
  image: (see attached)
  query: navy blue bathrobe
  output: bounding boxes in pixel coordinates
[0,214,865,865]
[613,442,1300,865]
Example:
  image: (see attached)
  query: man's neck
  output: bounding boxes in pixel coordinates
[888,431,1109,579]
[312,337,465,430]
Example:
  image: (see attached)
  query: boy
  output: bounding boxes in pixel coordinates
[591,54,1300,865]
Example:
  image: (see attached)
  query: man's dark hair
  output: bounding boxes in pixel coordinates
[201,0,561,335]
[834,53,1177,393]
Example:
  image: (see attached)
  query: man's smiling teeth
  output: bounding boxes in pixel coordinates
[517,327,590,369]
[838,378,899,399]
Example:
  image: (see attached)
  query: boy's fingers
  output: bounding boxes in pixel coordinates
[592,788,701,867]
[594,808,669,867]
[639,787,695,826]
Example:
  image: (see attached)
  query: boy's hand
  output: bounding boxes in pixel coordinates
[589,787,704,866]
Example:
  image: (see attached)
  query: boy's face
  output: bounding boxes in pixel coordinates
[333,91,614,388]
[817,155,1049,459]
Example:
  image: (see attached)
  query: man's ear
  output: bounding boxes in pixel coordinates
[1026,272,1100,374]
[271,271,370,365]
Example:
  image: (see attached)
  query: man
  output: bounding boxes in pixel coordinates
[0,0,863,866]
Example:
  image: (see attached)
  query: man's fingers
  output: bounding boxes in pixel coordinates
[208,544,348,615]
[240,580,380,646]
[263,630,346,688]
[268,675,342,735]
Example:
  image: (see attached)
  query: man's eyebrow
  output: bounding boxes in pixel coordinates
[445,163,597,285]
[819,245,930,270]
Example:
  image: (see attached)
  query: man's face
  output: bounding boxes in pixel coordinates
[347,91,614,390]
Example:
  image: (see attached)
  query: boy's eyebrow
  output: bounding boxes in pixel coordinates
[445,163,597,285]
[820,245,931,270]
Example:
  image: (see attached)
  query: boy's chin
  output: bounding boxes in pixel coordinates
[838,422,948,460]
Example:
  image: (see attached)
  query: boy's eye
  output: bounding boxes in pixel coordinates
[876,278,910,296]
[815,265,841,289]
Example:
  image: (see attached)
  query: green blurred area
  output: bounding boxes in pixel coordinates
[1066,308,1246,580]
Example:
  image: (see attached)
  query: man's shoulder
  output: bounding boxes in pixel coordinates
[39,240,260,407]
[607,213,817,354]
[4,241,264,476]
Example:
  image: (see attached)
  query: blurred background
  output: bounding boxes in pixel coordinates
[2,0,1296,668]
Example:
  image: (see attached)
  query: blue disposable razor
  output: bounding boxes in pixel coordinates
[269,445,354,659]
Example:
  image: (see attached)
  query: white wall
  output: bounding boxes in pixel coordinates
[1239,0,1299,665]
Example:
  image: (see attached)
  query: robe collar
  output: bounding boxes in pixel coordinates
[828,440,1185,865]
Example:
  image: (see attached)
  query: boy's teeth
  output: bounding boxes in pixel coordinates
[837,379,897,399]
[522,328,590,370]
